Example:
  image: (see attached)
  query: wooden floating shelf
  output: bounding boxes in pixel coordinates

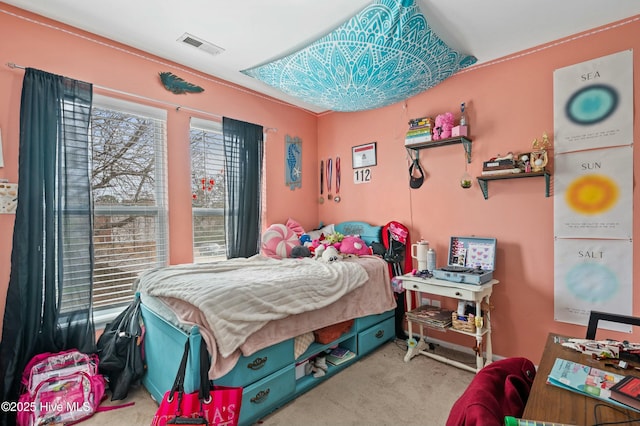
[405,136,472,163]
[476,170,551,199]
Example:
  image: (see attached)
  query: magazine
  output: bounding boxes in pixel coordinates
[546,358,640,412]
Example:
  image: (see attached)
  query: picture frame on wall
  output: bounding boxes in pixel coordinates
[352,142,377,169]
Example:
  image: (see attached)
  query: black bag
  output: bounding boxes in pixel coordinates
[96,295,145,400]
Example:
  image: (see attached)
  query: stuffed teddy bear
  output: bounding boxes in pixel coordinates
[433,112,455,140]
[339,235,371,256]
[320,245,342,263]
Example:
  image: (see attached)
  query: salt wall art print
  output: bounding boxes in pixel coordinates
[554,238,632,331]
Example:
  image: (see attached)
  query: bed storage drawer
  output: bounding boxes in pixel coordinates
[358,316,395,356]
[355,309,394,331]
[140,303,203,401]
[216,339,294,387]
[239,364,295,426]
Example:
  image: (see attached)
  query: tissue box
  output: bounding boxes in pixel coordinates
[295,360,310,380]
[452,125,468,137]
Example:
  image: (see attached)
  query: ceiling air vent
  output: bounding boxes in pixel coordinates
[177,33,225,56]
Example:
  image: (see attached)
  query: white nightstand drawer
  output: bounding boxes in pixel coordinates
[403,280,475,300]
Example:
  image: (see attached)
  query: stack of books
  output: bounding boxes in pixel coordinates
[326,347,356,366]
[481,158,521,176]
[406,305,453,330]
[405,117,433,146]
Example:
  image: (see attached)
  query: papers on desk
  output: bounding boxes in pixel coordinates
[546,358,640,412]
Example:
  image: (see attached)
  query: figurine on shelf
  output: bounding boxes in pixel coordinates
[530,132,552,172]
[518,154,531,173]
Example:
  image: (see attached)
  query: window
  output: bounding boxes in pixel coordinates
[190,118,227,262]
[90,95,168,312]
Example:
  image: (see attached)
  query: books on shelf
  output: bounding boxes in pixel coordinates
[480,168,522,176]
[610,375,640,410]
[482,159,515,170]
[326,347,355,366]
[546,358,639,412]
[405,306,453,330]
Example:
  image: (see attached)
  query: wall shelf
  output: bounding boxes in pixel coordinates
[405,136,472,163]
[476,170,551,199]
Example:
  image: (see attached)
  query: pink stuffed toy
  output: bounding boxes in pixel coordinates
[433,112,455,140]
[339,236,371,256]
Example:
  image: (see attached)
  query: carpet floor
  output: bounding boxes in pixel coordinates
[84,338,475,425]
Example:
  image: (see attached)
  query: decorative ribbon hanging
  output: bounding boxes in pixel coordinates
[334,156,341,202]
[326,158,333,200]
[319,160,324,204]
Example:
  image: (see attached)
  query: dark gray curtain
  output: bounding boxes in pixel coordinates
[0,68,94,421]
[222,117,263,258]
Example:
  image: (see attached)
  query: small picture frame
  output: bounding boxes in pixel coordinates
[352,142,377,169]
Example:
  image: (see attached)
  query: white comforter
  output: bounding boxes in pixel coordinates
[135,255,368,358]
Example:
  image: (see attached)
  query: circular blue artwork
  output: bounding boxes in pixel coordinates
[565,263,617,303]
[565,84,618,125]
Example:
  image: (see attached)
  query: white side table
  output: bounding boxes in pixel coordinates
[401,275,498,373]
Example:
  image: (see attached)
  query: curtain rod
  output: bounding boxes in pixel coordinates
[6,62,278,132]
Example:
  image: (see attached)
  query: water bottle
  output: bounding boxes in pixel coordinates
[427,248,436,271]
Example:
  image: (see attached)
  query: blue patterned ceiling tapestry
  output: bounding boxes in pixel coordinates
[242,0,477,112]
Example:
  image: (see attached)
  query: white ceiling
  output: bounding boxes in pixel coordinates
[5,0,640,113]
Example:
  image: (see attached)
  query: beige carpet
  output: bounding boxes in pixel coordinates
[84,339,475,425]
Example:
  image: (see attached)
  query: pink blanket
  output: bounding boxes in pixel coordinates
[160,255,395,378]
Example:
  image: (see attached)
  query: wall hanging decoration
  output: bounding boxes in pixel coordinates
[319,159,325,204]
[0,181,18,214]
[285,135,302,190]
[334,156,342,203]
[159,71,204,94]
[0,128,4,167]
[352,142,377,169]
[242,0,476,112]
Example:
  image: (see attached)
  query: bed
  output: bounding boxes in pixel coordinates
[137,221,397,426]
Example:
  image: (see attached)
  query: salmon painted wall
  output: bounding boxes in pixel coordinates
[317,17,640,364]
[0,2,638,366]
[0,4,318,332]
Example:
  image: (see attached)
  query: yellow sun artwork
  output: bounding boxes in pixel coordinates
[565,174,619,215]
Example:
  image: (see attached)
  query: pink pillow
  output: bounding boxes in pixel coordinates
[261,224,300,259]
[286,218,305,237]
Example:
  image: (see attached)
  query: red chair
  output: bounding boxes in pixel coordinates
[446,357,536,426]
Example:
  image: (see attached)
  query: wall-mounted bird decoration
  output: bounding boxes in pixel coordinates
[159,72,204,94]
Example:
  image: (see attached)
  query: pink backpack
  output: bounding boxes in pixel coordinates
[17,349,106,426]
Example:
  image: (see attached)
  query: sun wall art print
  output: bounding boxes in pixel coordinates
[554,146,632,239]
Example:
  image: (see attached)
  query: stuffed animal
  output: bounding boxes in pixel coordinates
[339,235,371,256]
[320,245,342,263]
[433,112,455,140]
[290,245,312,258]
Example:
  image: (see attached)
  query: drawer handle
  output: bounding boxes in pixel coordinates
[375,330,384,339]
[413,284,419,289]
[250,388,270,404]
[455,292,462,296]
[248,356,267,370]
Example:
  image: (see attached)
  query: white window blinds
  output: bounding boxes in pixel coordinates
[190,117,227,262]
[90,95,168,310]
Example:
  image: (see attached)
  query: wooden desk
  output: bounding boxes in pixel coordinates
[523,333,640,425]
